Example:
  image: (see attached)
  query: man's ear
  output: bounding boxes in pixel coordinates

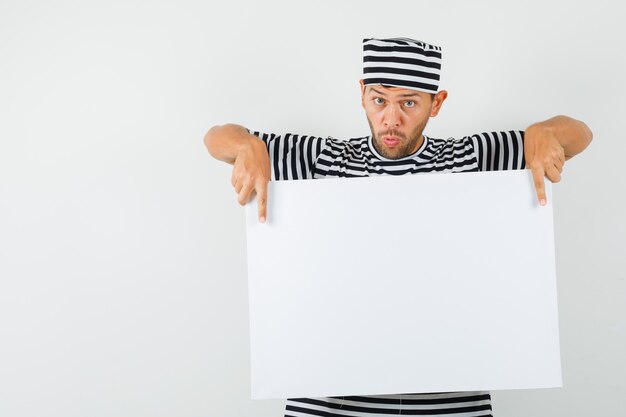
[430,90,448,117]
[360,79,365,109]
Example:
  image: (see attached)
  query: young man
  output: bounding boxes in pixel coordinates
[204,38,592,417]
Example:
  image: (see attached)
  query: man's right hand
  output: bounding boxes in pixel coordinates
[204,124,271,223]
[230,138,270,223]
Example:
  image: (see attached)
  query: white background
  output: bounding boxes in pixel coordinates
[0,1,624,416]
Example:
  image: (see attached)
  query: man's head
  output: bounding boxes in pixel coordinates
[361,37,447,159]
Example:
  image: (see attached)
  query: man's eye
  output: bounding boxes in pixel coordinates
[404,100,415,107]
[374,97,384,105]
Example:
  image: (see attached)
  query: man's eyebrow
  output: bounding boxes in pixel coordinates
[369,87,420,99]
[398,92,420,98]
[369,87,387,96]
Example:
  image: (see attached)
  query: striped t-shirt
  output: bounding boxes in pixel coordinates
[248,128,526,417]
[249,130,525,181]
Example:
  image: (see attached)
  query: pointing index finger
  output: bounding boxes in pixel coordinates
[531,164,547,206]
[256,178,268,223]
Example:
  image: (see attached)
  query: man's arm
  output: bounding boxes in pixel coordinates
[204,123,270,222]
[524,115,593,205]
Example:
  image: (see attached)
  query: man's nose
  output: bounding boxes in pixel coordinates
[383,105,401,128]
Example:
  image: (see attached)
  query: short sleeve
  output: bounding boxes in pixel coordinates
[247,129,328,181]
[469,130,526,171]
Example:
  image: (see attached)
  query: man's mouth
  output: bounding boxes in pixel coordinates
[383,136,401,147]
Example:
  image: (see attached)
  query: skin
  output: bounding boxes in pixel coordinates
[360,80,447,160]
[204,82,593,222]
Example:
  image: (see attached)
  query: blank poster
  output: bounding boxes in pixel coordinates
[245,169,561,399]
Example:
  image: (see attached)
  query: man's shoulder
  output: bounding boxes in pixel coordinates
[426,134,474,149]
[329,135,370,144]
[323,135,371,153]
[278,133,368,149]
[308,134,367,147]
[427,130,525,143]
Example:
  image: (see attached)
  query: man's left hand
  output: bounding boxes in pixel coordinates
[524,125,566,206]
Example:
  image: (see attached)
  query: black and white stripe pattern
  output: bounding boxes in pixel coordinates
[362,37,442,94]
[245,127,525,416]
[286,392,493,417]
[248,129,525,181]
[471,131,526,171]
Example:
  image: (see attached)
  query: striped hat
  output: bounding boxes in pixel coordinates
[362,37,442,94]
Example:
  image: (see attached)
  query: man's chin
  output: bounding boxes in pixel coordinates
[374,140,406,159]
[380,149,405,159]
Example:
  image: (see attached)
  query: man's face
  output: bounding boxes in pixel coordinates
[361,82,446,159]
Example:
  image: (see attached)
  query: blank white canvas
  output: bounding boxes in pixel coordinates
[245,169,561,400]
